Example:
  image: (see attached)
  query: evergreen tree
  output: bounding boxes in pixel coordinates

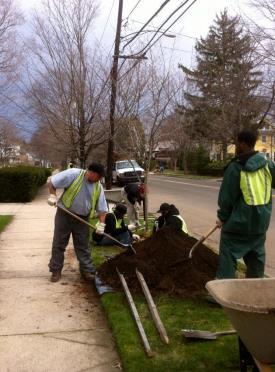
[180,10,263,157]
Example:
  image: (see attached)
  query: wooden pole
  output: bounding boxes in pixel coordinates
[116,268,154,357]
[106,0,123,189]
[136,269,169,344]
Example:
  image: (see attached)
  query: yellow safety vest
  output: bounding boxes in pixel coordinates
[112,212,123,229]
[173,215,188,234]
[62,170,101,220]
[240,164,272,206]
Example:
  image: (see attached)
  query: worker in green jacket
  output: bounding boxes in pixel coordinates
[216,129,275,279]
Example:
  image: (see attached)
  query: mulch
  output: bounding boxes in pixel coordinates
[97,227,219,297]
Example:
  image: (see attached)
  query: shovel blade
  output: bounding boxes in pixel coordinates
[181,329,217,340]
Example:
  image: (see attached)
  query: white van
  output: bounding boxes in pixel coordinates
[112,160,145,185]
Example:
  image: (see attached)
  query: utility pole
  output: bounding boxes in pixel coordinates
[106,0,123,190]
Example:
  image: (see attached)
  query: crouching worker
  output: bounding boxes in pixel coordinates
[154,203,188,233]
[93,203,140,246]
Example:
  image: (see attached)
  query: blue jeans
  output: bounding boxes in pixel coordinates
[100,231,132,246]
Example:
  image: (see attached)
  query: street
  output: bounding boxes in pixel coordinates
[147,174,275,277]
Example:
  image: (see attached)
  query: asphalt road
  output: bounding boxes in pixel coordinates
[147,174,275,277]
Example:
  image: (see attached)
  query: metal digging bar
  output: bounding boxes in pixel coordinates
[116,267,154,357]
[57,205,136,254]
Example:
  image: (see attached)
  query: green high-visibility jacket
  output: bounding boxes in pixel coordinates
[218,152,275,235]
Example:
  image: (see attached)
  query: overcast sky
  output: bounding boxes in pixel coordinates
[18,0,252,68]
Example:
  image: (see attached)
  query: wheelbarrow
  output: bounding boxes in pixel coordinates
[206,278,275,364]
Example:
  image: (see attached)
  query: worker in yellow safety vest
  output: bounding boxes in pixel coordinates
[93,203,140,246]
[47,163,108,283]
[154,203,188,234]
[216,129,275,279]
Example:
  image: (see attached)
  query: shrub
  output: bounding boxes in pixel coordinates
[0,166,51,202]
[200,160,231,176]
[185,146,210,173]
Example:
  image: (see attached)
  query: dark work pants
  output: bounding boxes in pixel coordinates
[216,231,266,279]
[49,208,94,273]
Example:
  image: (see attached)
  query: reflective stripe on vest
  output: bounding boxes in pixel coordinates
[112,212,123,229]
[240,163,272,206]
[62,170,101,219]
[173,215,188,234]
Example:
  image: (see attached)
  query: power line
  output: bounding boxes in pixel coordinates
[98,0,116,45]
[122,0,172,50]
[128,0,193,54]
[118,0,198,82]
[131,18,197,40]
[123,0,143,25]
[136,0,199,56]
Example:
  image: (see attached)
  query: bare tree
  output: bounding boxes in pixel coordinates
[246,1,275,124]
[28,0,109,168]
[0,118,19,165]
[0,0,23,82]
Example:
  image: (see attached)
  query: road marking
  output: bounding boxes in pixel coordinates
[152,176,275,197]
[156,178,220,190]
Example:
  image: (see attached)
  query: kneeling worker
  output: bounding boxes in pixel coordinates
[93,203,140,246]
[154,203,188,233]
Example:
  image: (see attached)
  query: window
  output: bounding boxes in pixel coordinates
[262,133,266,143]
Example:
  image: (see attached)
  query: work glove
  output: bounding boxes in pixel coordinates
[47,194,57,206]
[216,218,223,228]
[95,222,106,235]
[128,224,136,232]
[132,233,141,242]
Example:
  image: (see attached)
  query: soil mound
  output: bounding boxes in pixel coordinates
[97,227,218,296]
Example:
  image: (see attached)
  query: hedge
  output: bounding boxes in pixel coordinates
[199,160,230,177]
[0,166,52,202]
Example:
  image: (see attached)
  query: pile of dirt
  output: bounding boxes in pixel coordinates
[97,227,219,296]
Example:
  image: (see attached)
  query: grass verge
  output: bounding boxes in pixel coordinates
[154,170,219,180]
[92,245,239,372]
[0,215,13,232]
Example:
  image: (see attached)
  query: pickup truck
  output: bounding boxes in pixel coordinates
[112,160,145,185]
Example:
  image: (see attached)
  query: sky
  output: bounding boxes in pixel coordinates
[12,0,255,139]
[18,0,252,68]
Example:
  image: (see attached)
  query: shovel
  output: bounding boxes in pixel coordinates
[57,205,137,254]
[181,329,236,340]
[188,225,219,259]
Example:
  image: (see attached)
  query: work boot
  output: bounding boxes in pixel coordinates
[81,272,95,282]
[51,271,61,283]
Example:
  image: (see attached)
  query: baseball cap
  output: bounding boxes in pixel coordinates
[88,162,105,177]
[157,203,170,213]
[115,203,127,215]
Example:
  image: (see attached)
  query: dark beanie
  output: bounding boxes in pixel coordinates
[88,163,105,177]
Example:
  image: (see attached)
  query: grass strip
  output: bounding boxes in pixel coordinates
[92,246,239,371]
[0,215,13,232]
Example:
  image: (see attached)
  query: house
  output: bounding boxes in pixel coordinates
[227,124,275,160]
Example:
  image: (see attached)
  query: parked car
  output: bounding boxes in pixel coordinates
[112,160,145,185]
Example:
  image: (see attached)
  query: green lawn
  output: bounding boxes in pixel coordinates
[155,169,219,180]
[0,215,13,232]
[92,246,240,372]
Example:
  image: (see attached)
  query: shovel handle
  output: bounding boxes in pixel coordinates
[215,330,236,336]
[189,225,219,258]
[57,205,135,252]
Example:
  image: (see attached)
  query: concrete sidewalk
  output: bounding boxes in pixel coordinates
[0,185,120,372]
